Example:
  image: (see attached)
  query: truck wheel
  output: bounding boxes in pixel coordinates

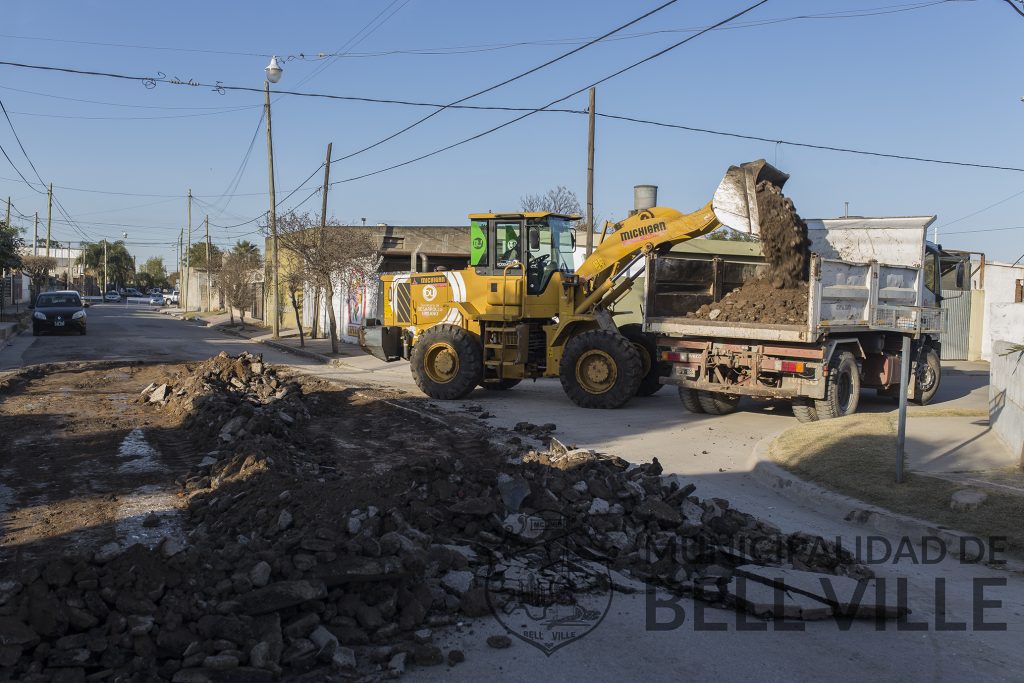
[696,390,741,415]
[912,348,941,406]
[481,379,521,391]
[679,388,705,413]
[813,351,860,419]
[410,324,482,400]
[619,324,666,396]
[559,330,642,409]
[791,397,819,423]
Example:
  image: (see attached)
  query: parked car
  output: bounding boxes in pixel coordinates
[167,290,180,305]
[149,294,165,306]
[124,288,144,298]
[32,291,87,336]
[104,291,122,303]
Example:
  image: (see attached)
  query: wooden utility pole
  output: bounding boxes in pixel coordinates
[586,87,596,256]
[103,240,108,294]
[4,197,8,230]
[46,183,52,257]
[314,142,333,339]
[205,215,211,313]
[177,228,183,287]
[265,82,280,338]
[185,189,192,312]
[33,213,38,257]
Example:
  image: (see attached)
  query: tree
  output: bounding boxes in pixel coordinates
[21,255,57,301]
[520,186,583,216]
[77,241,134,289]
[233,240,259,257]
[275,211,381,354]
[0,220,24,318]
[138,256,168,291]
[187,242,222,271]
[703,227,757,242]
[218,248,261,325]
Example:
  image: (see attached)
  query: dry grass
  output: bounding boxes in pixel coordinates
[906,406,988,418]
[769,413,1024,556]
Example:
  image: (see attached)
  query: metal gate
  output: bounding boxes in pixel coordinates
[939,289,971,360]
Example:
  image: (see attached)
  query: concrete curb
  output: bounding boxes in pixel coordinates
[747,431,1024,571]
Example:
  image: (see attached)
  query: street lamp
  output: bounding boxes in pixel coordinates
[265,56,283,338]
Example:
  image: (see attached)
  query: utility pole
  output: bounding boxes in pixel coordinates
[205,215,211,313]
[586,87,596,256]
[265,81,280,338]
[46,183,52,257]
[33,213,38,257]
[103,240,108,294]
[4,197,8,230]
[316,142,333,340]
[185,189,192,312]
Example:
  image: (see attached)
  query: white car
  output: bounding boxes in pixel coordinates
[167,290,180,305]
[149,294,165,306]
[103,291,122,303]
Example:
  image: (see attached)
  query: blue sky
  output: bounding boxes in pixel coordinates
[1,0,1022,267]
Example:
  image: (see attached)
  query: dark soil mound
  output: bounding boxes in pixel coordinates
[755,180,810,289]
[693,277,809,325]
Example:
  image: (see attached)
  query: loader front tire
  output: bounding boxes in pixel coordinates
[679,388,705,413]
[411,324,482,400]
[559,330,642,409]
[620,323,667,396]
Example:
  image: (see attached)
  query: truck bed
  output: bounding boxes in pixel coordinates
[642,252,942,342]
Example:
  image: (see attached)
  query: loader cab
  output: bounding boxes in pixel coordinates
[468,212,577,295]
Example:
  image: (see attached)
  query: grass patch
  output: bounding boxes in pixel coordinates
[906,406,988,418]
[769,413,1024,557]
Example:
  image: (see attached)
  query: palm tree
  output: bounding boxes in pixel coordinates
[233,240,259,257]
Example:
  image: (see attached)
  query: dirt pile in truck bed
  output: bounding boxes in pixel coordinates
[0,355,903,682]
[692,181,811,325]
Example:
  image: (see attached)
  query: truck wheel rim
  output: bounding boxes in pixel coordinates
[918,361,936,391]
[576,349,617,395]
[424,342,459,384]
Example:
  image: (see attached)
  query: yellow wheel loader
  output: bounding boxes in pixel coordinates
[359,160,787,409]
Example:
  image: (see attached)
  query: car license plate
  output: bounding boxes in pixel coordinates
[54,320,64,327]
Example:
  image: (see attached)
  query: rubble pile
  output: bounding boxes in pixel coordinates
[0,355,899,682]
[694,181,811,325]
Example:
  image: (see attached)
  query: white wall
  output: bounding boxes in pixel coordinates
[976,262,1024,360]
[990,340,1024,466]
[302,276,380,345]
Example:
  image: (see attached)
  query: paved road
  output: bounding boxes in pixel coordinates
[1,305,1020,682]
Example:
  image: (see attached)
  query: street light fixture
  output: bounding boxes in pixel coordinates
[265,56,283,338]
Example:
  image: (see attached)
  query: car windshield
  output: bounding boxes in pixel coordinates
[37,293,82,308]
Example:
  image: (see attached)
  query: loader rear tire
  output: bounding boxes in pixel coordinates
[813,351,860,419]
[410,324,482,400]
[620,323,667,396]
[696,390,740,415]
[791,397,819,423]
[559,330,642,409]
[679,388,705,413]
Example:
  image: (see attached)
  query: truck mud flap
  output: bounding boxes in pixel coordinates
[359,325,404,362]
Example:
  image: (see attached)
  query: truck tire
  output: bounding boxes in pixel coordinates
[696,390,740,415]
[559,330,642,409]
[813,351,860,419]
[791,397,819,423]
[410,324,483,400]
[679,388,705,413]
[619,324,666,396]
[480,379,521,391]
[912,347,941,406]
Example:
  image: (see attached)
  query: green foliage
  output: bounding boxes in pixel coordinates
[704,228,757,242]
[76,240,135,288]
[138,256,168,290]
[187,242,222,270]
[0,220,24,273]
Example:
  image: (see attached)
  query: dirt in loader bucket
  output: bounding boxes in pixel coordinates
[695,177,811,325]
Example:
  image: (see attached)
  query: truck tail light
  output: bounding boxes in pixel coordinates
[780,360,805,373]
[661,351,685,362]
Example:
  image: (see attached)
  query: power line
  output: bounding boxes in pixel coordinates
[944,225,1024,235]
[328,1,767,187]
[330,0,684,165]
[1002,0,1024,17]
[0,2,964,61]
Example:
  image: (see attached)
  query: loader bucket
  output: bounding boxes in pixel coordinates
[711,159,789,235]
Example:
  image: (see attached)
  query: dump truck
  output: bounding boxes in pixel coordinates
[645,214,968,422]
[359,160,789,409]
